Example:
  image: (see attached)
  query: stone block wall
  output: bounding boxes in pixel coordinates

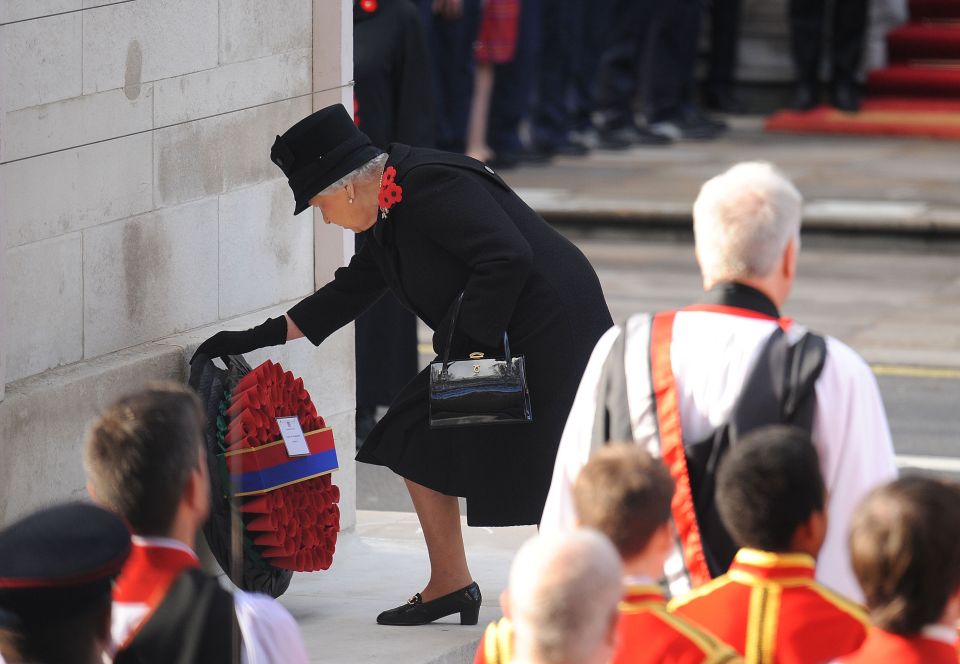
[0,0,358,527]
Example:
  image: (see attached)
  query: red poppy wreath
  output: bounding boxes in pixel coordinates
[220,360,340,572]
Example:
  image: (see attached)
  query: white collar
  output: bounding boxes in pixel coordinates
[131,535,200,562]
[921,624,958,646]
[622,574,658,587]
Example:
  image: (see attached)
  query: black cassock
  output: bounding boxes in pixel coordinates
[288,145,613,526]
[353,0,434,416]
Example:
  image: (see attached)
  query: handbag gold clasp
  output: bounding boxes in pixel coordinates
[469,352,484,359]
[473,364,481,374]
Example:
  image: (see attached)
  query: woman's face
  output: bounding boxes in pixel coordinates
[309,184,378,233]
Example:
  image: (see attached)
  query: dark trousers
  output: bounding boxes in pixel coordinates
[354,235,419,411]
[532,0,580,146]
[418,0,482,152]
[789,0,869,86]
[647,0,704,123]
[534,0,615,139]
[705,0,742,95]
[488,0,541,155]
[592,0,663,130]
[571,0,616,131]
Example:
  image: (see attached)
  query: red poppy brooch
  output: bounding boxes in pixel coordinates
[379,166,403,219]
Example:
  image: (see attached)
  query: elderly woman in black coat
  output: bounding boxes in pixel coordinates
[195,104,612,626]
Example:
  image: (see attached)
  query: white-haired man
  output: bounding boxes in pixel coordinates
[474,530,623,664]
[541,162,897,602]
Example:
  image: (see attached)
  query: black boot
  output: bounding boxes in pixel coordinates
[830,81,861,113]
[790,82,820,111]
[377,582,482,626]
[703,86,747,115]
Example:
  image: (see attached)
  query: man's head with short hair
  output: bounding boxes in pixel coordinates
[849,476,960,635]
[716,426,826,556]
[694,162,802,305]
[504,530,622,664]
[84,382,209,539]
[573,444,675,575]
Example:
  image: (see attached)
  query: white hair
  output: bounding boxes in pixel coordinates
[693,161,803,285]
[317,152,388,196]
[508,530,622,664]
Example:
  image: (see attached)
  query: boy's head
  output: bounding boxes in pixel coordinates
[504,530,622,664]
[573,444,675,569]
[849,476,960,635]
[716,426,826,556]
[83,382,210,538]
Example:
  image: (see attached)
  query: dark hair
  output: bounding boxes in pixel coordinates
[849,476,960,635]
[84,382,205,537]
[18,594,111,664]
[573,443,675,559]
[716,426,824,552]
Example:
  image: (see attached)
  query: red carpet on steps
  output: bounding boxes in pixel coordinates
[868,65,960,97]
[888,24,960,60]
[766,0,960,140]
[765,98,960,139]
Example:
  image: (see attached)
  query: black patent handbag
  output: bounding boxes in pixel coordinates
[429,294,533,428]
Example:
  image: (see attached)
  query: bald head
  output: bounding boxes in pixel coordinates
[507,530,622,664]
[694,161,802,295]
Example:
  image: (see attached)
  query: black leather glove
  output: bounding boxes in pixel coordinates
[191,316,287,364]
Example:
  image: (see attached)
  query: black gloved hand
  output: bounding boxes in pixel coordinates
[191,316,288,364]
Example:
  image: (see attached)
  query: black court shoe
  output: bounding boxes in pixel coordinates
[376,582,481,626]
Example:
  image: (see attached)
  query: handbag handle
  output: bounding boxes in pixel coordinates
[441,293,512,371]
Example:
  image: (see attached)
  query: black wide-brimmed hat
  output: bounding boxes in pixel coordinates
[0,502,131,626]
[271,104,384,215]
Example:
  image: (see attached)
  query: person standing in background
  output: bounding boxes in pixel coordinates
[591,0,672,148]
[569,0,617,148]
[703,0,746,114]
[354,0,435,444]
[486,0,545,168]
[788,0,870,111]
[354,0,434,150]
[646,0,728,141]
[465,0,520,163]
[417,0,482,153]
[530,0,591,157]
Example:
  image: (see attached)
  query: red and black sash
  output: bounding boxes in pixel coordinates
[114,543,239,664]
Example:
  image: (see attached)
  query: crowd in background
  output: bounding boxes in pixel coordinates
[403,0,872,168]
[351,0,876,439]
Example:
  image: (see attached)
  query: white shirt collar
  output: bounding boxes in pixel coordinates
[130,535,200,562]
[622,574,658,587]
[921,624,958,646]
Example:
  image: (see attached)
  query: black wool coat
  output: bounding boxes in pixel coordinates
[287,144,612,526]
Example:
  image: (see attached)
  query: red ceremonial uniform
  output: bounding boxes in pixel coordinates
[474,617,513,664]
[669,549,868,663]
[614,585,742,664]
[840,626,959,664]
